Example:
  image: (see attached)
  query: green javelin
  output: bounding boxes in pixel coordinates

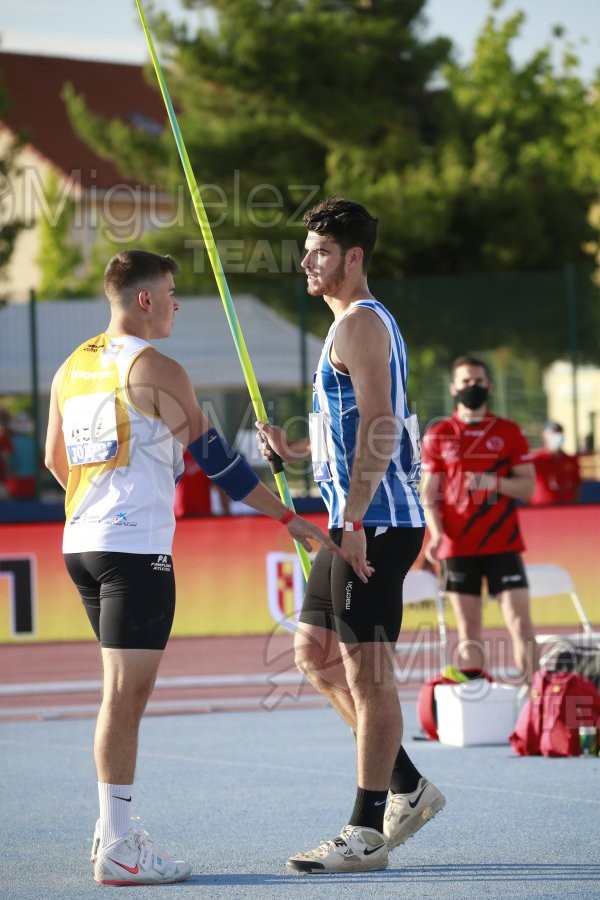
[135,0,311,581]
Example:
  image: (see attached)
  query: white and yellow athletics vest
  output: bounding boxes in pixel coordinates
[59,333,184,554]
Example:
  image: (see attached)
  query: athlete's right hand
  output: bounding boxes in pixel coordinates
[255,421,292,464]
[286,514,341,556]
[341,529,375,583]
[424,535,442,564]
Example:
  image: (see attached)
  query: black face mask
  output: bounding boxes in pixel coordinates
[455,384,489,410]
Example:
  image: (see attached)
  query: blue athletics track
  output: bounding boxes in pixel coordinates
[1,630,599,900]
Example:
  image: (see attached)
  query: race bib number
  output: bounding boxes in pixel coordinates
[309,411,332,483]
[403,413,422,483]
[63,392,119,466]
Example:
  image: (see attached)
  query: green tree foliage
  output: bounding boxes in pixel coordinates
[65,0,451,291]
[36,170,85,298]
[346,3,600,277]
[0,75,23,288]
[372,263,598,367]
[64,0,600,360]
[419,6,600,275]
[36,170,123,298]
[586,200,600,288]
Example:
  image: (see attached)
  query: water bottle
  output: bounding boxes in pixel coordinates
[579,726,598,756]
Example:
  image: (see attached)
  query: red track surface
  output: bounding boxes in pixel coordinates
[0,633,304,720]
[0,626,580,722]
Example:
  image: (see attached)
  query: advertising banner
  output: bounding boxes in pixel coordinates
[0,507,598,643]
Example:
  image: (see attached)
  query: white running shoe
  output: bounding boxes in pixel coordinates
[286,824,388,874]
[94,829,191,885]
[90,816,154,864]
[90,819,100,863]
[384,778,446,850]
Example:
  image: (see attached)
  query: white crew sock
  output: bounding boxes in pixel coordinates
[98,782,135,849]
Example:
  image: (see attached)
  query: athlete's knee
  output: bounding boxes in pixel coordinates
[294,649,326,684]
[102,675,156,716]
[293,626,339,678]
[349,672,398,711]
[456,618,483,642]
[345,647,396,696]
[294,644,352,698]
[504,607,535,639]
[451,600,481,646]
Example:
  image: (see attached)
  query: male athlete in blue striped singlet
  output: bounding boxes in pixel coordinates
[257,198,445,874]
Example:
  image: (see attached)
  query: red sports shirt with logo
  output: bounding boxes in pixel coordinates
[421,412,531,559]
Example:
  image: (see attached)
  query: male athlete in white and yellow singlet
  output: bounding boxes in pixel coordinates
[45,249,339,886]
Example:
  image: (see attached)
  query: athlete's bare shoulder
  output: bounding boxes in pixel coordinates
[334,303,389,365]
[127,347,205,439]
[129,346,188,390]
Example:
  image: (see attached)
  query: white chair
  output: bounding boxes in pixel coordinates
[395,562,596,677]
[526,563,595,637]
[525,563,599,661]
[396,568,447,671]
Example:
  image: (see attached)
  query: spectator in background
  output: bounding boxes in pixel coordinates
[0,409,12,498]
[6,412,37,500]
[529,422,582,506]
[421,355,539,683]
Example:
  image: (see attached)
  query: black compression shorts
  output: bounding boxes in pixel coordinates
[442,552,528,597]
[300,526,425,644]
[64,552,176,650]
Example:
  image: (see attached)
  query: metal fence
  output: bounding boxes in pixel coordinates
[1,262,599,501]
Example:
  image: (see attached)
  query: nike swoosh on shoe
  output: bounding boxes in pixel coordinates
[107,859,139,874]
[363,845,386,855]
[408,786,427,809]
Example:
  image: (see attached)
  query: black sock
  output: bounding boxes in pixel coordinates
[348,787,388,832]
[389,745,422,795]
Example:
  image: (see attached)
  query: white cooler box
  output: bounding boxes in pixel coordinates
[434,681,519,746]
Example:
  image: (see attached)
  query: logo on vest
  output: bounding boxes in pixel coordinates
[103,511,137,527]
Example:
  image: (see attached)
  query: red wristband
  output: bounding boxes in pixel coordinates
[343,520,364,532]
[279,509,295,525]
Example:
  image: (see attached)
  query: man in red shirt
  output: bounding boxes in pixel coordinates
[421,356,539,681]
[529,422,582,505]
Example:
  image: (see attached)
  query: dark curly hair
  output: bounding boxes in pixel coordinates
[303,197,378,271]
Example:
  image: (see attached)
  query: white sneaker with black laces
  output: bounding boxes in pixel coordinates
[93,829,191,885]
[286,824,388,874]
[384,777,446,849]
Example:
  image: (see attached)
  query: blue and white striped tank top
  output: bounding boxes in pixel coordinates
[310,299,425,529]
